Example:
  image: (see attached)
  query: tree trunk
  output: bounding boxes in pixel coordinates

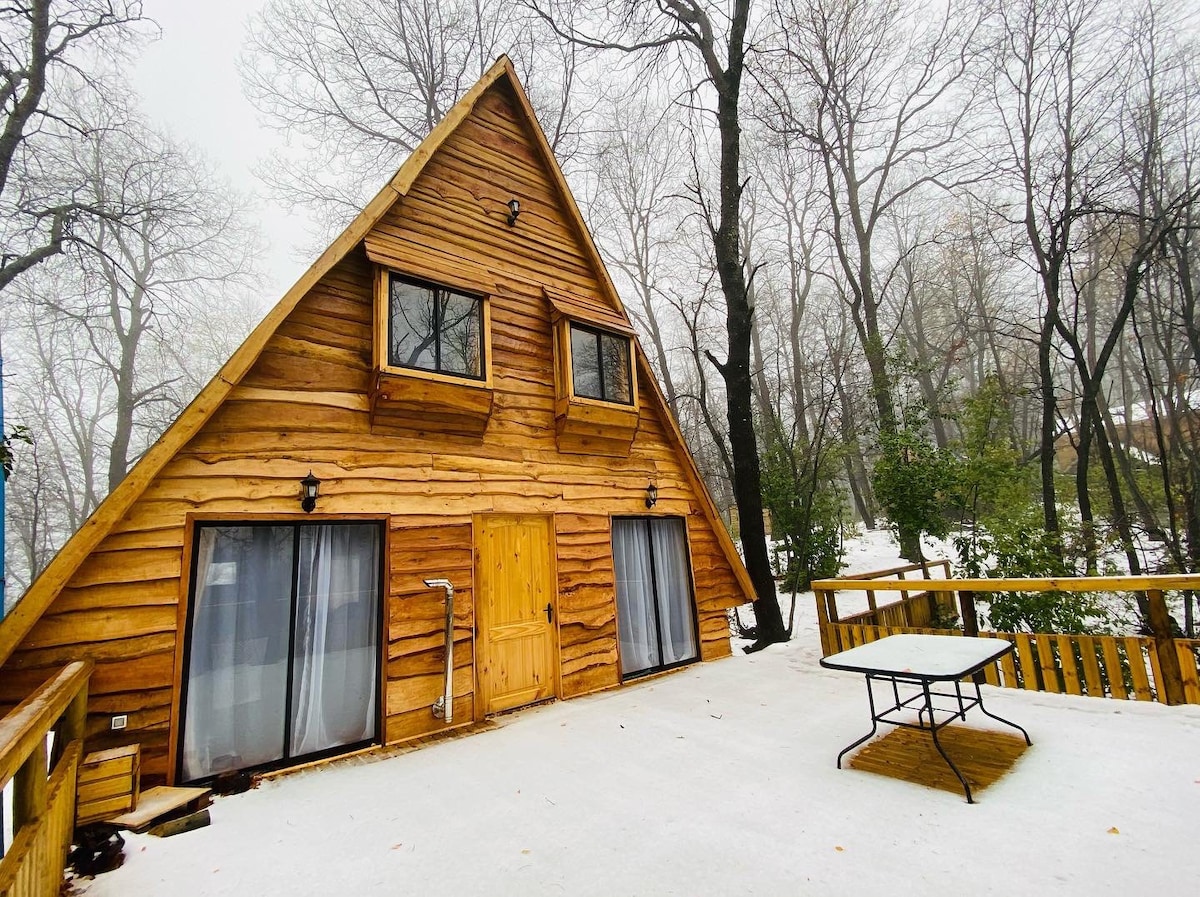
[1037,305,1062,542]
[711,57,786,648]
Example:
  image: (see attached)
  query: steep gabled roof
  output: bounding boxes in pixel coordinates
[0,56,754,665]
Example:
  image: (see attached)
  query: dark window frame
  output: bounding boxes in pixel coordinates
[387,272,486,381]
[176,519,386,786]
[569,321,633,405]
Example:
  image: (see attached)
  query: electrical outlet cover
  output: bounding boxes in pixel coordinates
[110,714,128,730]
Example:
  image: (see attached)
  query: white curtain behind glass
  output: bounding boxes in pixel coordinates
[290,524,380,756]
[613,519,660,675]
[650,518,698,665]
[182,526,294,782]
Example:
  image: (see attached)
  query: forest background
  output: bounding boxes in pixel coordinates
[2,0,1197,643]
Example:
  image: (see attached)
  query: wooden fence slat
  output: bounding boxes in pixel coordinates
[1147,642,1166,704]
[1015,635,1038,690]
[1077,636,1103,697]
[1035,634,1060,693]
[1176,642,1200,704]
[978,633,1000,686]
[1146,589,1186,704]
[995,633,1018,689]
[1100,638,1128,699]
[814,591,832,657]
[981,661,999,686]
[1057,634,1083,696]
[1125,638,1154,701]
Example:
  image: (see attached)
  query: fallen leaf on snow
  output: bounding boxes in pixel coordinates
[835,846,844,852]
[1107,827,1120,835]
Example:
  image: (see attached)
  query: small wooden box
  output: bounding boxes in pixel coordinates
[76,745,140,826]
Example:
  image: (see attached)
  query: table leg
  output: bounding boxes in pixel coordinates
[836,676,880,769]
[924,681,974,803]
[973,681,1032,745]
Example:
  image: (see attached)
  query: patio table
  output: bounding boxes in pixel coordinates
[819,633,1032,803]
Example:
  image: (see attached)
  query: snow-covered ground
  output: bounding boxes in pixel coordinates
[76,530,1199,897]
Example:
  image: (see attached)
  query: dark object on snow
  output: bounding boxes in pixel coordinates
[147,808,211,838]
[68,824,125,876]
[211,769,253,795]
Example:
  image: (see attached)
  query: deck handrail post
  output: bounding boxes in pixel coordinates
[51,677,90,770]
[815,590,832,656]
[1146,589,1185,705]
[13,738,48,830]
[959,589,980,638]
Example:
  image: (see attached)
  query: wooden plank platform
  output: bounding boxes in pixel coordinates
[847,725,1029,796]
[106,786,212,832]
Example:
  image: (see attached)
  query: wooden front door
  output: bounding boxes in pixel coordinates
[476,514,558,714]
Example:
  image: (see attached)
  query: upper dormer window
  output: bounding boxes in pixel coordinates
[388,274,484,381]
[569,322,633,405]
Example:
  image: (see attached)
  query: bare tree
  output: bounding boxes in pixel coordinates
[583,95,688,412]
[242,0,594,240]
[769,0,981,560]
[61,111,261,488]
[3,103,263,588]
[0,0,146,293]
[528,0,789,648]
[982,0,1130,550]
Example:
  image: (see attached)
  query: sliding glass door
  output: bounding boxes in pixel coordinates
[612,517,699,678]
[180,522,381,782]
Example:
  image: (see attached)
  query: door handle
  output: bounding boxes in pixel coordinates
[545,602,554,624]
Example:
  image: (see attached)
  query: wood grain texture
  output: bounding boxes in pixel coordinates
[0,67,753,784]
[848,726,1029,797]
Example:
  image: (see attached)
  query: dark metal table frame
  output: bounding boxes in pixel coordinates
[820,636,1032,803]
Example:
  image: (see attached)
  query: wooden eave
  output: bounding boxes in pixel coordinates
[544,286,634,335]
[0,56,756,668]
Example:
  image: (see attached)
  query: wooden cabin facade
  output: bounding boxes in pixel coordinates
[0,59,753,785]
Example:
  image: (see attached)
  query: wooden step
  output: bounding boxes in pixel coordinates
[106,785,212,833]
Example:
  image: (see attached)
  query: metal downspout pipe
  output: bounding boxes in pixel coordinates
[423,578,455,723]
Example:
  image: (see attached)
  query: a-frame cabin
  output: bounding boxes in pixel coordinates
[0,58,754,786]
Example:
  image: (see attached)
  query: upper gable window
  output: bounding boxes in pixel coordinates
[569,322,633,405]
[388,274,484,381]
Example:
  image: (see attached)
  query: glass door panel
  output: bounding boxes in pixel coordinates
[612,517,698,678]
[182,525,295,782]
[181,522,382,783]
[650,519,699,665]
[290,524,381,756]
[613,518,662,676]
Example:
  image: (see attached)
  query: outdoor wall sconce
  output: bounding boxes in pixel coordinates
[300,470,321,513]
[507,198,521,226]
[645,482,658,509]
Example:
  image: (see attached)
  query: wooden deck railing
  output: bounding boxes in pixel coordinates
[812,575,1200,705]
[0,661,92,897]
[825,560,955,629]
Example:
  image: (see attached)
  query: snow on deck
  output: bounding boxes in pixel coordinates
[77,626,1199,896]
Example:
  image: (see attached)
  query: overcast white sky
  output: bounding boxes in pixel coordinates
[130,0,312,299]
